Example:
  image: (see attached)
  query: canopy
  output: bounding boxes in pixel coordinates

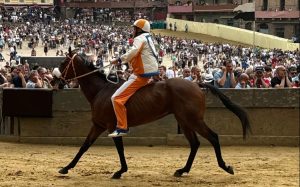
[233,2,255,21]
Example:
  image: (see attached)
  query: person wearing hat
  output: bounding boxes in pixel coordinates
[253,66,270,88]
[203,73,214,86]
[108,19,159,137]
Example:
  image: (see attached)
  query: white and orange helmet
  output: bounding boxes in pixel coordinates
[133,19,151,33]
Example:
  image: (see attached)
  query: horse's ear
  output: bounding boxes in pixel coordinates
[68,47,72,55]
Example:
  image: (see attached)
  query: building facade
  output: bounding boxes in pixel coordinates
[255,0,300,39]
[167,0,253,27]
[167,0,300,39]
[61,0,168,22]
[0,0,53,7]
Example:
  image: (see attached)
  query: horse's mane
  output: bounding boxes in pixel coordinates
[76,53,108,82]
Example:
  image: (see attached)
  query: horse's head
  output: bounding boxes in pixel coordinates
[53,47,94,81]
[52,47,111,86]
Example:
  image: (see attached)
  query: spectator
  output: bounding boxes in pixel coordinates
[253,66,270,88]
[166,66,178,79]
[271,66,292,88]
[0,70,8,88]
[31,47,37,56]
[26,70,43,88]
[37,67,53,89]
[214,60,237,88]
[203,73,214,86]
[11,66,26,88]
[191,66,202,83]
[44,42,48,56]
[235,73,251,89]
[158,65,168,81]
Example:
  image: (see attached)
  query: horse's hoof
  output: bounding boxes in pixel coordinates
[111,172,121,179]
[227,166,234,175]
[59,167,68,175]
[174,170,183,177]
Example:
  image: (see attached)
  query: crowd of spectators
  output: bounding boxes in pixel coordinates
[0,10,299,89]
[153,34,300,88]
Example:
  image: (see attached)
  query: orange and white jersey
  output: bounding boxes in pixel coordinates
[120,33,158,77]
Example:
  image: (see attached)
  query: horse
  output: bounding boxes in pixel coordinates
[56,48,251,179]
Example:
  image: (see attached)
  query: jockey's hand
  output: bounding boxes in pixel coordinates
[110,58,119,65]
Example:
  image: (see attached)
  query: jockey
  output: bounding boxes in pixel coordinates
[108,19,159,137]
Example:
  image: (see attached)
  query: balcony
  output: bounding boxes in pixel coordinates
[194,4,238,12]
[111,1,134,8]
[168,5,193,13]
[255,10,300,19]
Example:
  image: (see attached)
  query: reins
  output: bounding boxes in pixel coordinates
[61,53,120,84]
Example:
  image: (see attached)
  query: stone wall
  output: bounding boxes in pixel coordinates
[0,88,299,146]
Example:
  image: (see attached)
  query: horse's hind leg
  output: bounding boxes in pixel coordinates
[111,137,128,179]
[59,124,105,174]
[194,120,234,175]
[174,125,200,177]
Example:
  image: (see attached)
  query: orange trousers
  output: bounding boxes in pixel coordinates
[111,74,149,130]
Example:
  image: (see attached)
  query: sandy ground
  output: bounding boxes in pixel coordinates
[0,142,298,187]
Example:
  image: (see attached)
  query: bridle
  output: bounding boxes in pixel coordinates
[60,53,119,84]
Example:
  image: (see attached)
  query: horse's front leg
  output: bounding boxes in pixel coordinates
[112,137,128,179]
[59,124,105,174]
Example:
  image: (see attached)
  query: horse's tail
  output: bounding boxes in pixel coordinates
[198,83,252,139]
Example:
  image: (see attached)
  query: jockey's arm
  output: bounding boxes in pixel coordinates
[119,38,144,63]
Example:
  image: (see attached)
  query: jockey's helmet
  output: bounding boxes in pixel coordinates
[133,19,150,33]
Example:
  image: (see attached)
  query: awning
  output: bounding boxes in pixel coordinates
[233,2,255,21]
[233,2,255,13]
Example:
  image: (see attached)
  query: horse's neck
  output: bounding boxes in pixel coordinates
[77,74,107,103]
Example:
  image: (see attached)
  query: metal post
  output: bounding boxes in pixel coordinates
[252,1,256,53]
[253,20,255,50]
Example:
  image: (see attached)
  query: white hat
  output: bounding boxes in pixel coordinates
[204,74,214,83]
[133,19,150,33]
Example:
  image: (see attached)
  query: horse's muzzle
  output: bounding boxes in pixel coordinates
[52,68,62,78]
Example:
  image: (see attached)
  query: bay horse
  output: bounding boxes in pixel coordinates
[57,49,251,179]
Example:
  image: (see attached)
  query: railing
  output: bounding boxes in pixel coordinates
[65,1,111,8]
[168,5,193,13]
[135,0,167,8]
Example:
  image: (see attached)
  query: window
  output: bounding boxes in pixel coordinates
[19,0,24,2]
[227,19,234,26]
[245,22,252,30]
[275,27,284,38]
[41,0,46,3]
[262,0,268,11]
[4,0,10,2]
[280,0,285,11]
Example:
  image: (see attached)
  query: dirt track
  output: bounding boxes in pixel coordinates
[0,142,298,187]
